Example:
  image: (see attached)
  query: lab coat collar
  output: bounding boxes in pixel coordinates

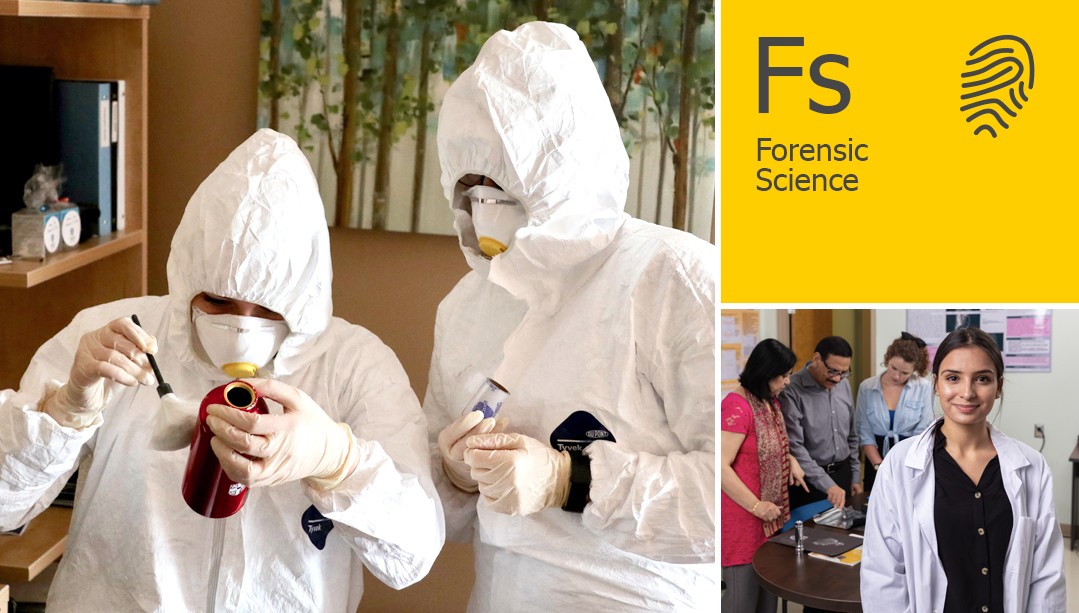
[905,418,1032,567]
[905,421,940,561]
[901,417,1028,471]
[990,422,1032,519]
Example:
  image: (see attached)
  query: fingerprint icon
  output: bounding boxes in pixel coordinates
[961,35,1034,137]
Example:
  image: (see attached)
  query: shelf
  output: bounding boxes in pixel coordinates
[0,228,144,288]
[0,0,150,389]
[0,506,70,584]
[0,0,149,19]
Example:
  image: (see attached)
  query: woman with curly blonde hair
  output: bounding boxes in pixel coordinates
[855,332,934,492]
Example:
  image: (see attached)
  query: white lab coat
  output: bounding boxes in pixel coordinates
[426,22,717,612]
[0,130,444,612]
[861,418,1066,613]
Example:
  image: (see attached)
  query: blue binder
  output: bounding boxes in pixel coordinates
[57,80,113,236]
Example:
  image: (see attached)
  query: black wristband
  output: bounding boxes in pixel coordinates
[561,451,591,513]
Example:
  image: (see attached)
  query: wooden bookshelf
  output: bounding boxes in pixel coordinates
[0,1,150,389]
[0,228,144,288]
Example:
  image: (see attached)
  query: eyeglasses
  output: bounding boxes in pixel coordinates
[822,361,852,379]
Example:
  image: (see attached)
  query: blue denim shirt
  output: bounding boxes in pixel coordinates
[855,374,934,456]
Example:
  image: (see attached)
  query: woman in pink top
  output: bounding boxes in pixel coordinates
[721,339,808,612]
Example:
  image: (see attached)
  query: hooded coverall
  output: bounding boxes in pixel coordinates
[0,129,444,612]
[426,22,716,612]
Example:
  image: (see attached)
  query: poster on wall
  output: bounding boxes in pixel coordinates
[905,309,1052,372]
[720,310,761,397]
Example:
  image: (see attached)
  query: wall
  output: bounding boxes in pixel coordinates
[146,3,476,610]
[873,309,1076,525]
[759,309,780,340]
[329,228,474,611]
[326,228,468,393]
[147,0,261,296]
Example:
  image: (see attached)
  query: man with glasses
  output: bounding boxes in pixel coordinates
[781,335,862,513]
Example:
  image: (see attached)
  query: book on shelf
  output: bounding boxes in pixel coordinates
[56,78,126,239]
[57,79,113,237]
[111,80,126,231]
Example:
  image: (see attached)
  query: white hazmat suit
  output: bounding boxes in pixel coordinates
[426,22,717,612]
[0,129,444,612]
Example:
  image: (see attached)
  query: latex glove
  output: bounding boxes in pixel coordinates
[206,378,359,490]
[150,393,200,451]
[41,317,157,429]
[464,432,571,516]
[437,410,507,492]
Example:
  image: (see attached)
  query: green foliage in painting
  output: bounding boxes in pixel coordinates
[259,0,714,233]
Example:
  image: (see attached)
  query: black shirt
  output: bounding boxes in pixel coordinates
[934,424,1013,613]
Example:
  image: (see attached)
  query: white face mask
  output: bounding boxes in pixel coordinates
[466,185,527,258]
[192,306,290,378]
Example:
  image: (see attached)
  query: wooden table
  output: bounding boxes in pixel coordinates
[753,497,866,613]
[0,506,72,584]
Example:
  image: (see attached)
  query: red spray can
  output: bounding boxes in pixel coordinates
[182,380,268,518]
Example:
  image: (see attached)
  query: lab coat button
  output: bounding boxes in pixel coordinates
[978,528,985,535]
[981,567,988,575]
[974,492,982,499]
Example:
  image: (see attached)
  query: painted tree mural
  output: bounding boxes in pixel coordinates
[259,0,715,240]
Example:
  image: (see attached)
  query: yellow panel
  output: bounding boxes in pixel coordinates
[721,1,1076,301]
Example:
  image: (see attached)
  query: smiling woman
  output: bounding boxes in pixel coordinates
[861,326,1067,613]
